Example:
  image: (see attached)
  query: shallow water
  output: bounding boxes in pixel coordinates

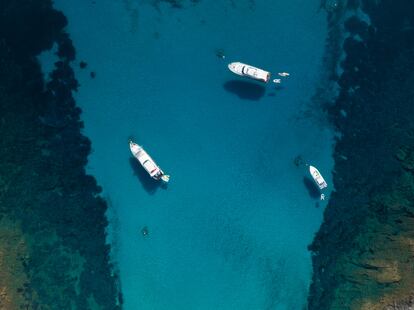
[45,0,334,308]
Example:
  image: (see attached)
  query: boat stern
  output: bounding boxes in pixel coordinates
[264,72,271,83]
[256,71,271,83]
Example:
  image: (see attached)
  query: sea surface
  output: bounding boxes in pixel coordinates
[41,0,334,308]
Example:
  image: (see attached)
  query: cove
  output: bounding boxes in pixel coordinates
[45,0,334,308]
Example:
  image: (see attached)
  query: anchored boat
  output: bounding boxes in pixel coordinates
[129,141,170,183]
[309,165,327,190]
[228,62,271,83]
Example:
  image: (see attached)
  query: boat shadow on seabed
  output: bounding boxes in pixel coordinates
[223,80,266,101]
[129,157,167,195]
[303,176,322,200]
[303,176,323,208]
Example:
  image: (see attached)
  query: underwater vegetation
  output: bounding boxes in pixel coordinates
[0,0,121,308]
[308,0,414,309]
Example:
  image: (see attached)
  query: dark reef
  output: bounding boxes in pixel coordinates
[0,0,121,308]
[308,0,414,309]
[150,0,201,10]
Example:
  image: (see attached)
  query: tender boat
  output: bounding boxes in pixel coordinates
[228,62,271,83]
[309,165,327,190]
[129,141,170,182]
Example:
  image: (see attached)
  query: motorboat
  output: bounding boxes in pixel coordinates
[228,62,271,83]
[309,165,327,190]
[278,72,290,77]
[129,141,170,182]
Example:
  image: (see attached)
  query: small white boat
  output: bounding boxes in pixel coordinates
[129,141,170,183]
[228,62,271,83]
[309,165,327,190]
[277,72,290,77]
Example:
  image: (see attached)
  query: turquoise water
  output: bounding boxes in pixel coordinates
[45,0,333,308]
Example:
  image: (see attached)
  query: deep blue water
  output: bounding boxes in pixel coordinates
[41,0,334,308]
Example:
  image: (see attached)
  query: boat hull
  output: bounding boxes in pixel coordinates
[129,141,169,182]
[228,62,270,83]
[309,165,327,190]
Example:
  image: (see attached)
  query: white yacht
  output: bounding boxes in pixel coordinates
[309,165,327,190]
[129,141,170,183]
[228,62,271,83]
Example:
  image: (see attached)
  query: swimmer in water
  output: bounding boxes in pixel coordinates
[273,78,281,84]
[278,72,290,77]
[141,226,149,237]
[215,49,226,59]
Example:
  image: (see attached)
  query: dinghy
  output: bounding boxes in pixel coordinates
[228,62,271,83]
[309,165,327,190]
[129,141,170,182]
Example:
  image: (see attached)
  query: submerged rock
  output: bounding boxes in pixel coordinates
[141,226,149,237]
[293,155,304,167]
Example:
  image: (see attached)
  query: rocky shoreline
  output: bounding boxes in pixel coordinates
[0,1,121,308]
[308,0,414,309]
